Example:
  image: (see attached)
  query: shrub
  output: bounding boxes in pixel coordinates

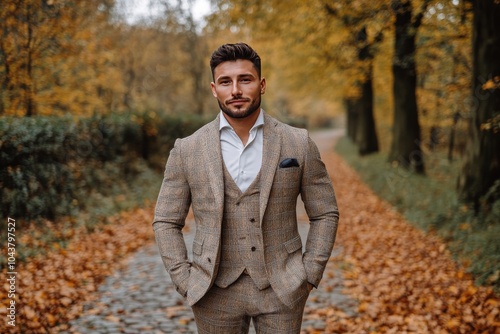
[0,112,206,220]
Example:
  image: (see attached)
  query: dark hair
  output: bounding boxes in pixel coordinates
[210,43,261,79]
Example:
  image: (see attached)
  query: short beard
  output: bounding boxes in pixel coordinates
[218,96,261,119]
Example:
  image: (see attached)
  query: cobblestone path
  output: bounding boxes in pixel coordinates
[63,129,357,334]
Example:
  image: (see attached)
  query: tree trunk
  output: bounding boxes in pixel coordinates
[355,67,378,155]
[344,98,358,141]
[389,0,425,173]
[354,27,379,155]
[183,8,205,116]
[458,0,500,209]
[188,34,205,115]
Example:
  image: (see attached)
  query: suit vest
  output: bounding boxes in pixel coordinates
[214,166,270,290]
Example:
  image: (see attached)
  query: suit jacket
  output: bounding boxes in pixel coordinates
[153,112,339,308]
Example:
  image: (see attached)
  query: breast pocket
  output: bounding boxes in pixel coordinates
[271,167,301,198]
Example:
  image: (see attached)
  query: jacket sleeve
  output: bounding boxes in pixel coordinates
[301,134,339,288]
[152,139,192,297]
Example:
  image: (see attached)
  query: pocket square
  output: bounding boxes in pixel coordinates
[279,158,299,168]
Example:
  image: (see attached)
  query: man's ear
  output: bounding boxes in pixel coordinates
[210,82,217,97]
[260,77,266,94]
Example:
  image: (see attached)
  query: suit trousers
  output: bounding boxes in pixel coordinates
[191,273,309,334]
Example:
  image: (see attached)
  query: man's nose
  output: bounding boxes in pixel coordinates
[231,82,242,96]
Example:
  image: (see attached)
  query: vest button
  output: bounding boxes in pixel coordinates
[251,246,256,252]
[207,257,211,263]
[250,218,256,223]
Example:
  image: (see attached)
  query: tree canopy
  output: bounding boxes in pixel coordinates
[1,0,498,208]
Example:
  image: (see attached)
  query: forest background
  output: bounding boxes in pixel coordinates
[0,0,499,328]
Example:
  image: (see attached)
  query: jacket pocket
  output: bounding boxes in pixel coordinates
[284,235,307,283]
[192,237,204,256]
[284,235,303,253]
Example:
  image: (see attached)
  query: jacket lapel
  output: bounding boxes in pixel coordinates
[259,113,281,226]
[202,115,225,214]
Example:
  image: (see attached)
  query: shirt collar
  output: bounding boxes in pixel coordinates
[219,109,264,132]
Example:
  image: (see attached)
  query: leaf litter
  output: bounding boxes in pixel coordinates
[0,147,498,333]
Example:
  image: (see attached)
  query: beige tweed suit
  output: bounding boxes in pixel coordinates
[153,112,339,310]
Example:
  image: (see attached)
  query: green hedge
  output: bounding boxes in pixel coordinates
[0,112,206,220]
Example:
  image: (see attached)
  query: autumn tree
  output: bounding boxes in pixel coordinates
[414,1,472,159]
[388,0,432,174]
[157,0,208,115]
[0,3,16,114]
[111,1,211,116]
[0,0,121,117]
[457,0,500,210]
[0,0,49,116]
[0,0,216,117]
[349,26,380,155]
[322,0,387,155]
[210,0,382,139]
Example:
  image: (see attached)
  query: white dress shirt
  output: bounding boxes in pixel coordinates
[219,109,264,192]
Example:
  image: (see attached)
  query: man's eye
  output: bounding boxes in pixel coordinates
[220,81,231,85]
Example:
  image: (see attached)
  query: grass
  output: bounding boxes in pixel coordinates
[335,137,500,293]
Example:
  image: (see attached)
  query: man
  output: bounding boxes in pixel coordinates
[153,43,339,333]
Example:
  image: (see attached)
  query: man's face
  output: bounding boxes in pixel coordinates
[211,59,266,120]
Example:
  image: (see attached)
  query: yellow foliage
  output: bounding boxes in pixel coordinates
[482,77,500,90]
[0,0,215,117]
[0,0,476,157]
[211,0,474,157]
[0,0,124,116]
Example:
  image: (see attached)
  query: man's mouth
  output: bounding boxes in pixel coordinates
[228,99,249,105]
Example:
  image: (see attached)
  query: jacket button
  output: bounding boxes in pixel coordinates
[207,257,211,263]
[251,246,256,252]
